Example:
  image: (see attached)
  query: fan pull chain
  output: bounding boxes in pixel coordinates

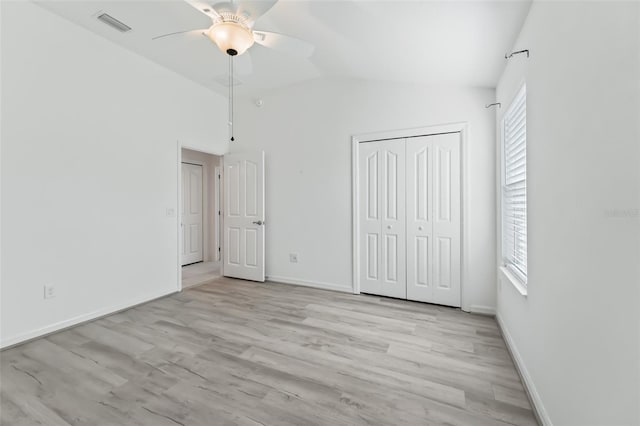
[229,55,235,142]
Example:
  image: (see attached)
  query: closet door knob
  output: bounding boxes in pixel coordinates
[387,225,392,229]
[418,226,423,231]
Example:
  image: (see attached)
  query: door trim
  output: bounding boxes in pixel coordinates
[214,166,222,262]
[176,141,226,292]
[351,122,469,310]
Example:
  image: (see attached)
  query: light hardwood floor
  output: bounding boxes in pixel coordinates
[182,262,222,288]
[1,278,537,426]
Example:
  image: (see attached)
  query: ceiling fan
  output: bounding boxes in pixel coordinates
[153,1,314,142]
[153,0,315,66]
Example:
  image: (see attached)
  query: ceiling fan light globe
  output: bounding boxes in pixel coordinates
[207,22,254,56]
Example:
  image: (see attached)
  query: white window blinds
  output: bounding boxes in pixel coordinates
[502,85,527,284]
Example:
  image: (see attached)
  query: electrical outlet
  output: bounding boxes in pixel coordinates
[289,253,298,263]
[44,284,56,299]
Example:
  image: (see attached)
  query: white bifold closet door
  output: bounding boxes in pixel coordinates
[406,133,461,307]
[359,139,406,299]
[359,132,461,307]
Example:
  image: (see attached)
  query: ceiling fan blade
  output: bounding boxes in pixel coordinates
[184,0,221,21]
[235,51,253,75]
[152,29,208,41]
[235,0,278,26]
[253,31,315,58]
[209,1,235,14]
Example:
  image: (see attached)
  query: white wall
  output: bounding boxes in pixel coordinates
[0,1,228,347]
[233,78,497,312]
[496,1,640,425]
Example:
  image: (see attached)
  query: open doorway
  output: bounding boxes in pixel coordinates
[180,147,223,288]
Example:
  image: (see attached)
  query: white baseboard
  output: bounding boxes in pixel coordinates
[496,314,552,426]
[0,289,177,350]
[266,275,353,294]
[468,304,496,315]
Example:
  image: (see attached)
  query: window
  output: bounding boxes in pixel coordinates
[502,84,527,285]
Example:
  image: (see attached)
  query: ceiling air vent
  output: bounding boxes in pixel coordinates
[96,13,132,33]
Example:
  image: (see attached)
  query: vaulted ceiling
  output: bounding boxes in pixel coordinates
[36,0,532,96]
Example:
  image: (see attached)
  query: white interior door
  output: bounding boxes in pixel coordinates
[223,151,265,282]
[181,162,203,266]
[359,139,406,299]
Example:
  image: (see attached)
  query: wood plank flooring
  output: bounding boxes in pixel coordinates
[182,262,222,288]
[1,278,537,426]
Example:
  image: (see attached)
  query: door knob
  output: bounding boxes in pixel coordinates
[387,225,392,229]
[252,220,264,225]
[418,226,423,231]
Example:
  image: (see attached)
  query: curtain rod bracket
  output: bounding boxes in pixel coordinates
[505,49,529,59]
[485,102,501,109]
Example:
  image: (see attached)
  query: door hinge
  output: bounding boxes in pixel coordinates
[218,210,221,215]
[218,247,221,252]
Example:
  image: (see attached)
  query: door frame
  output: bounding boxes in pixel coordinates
[351,122,470,310]
[176,141,226,291]
[214,165,222,262]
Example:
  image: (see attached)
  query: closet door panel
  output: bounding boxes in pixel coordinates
[380,140,406,298]
[359,144,383,295]
[359,139,406,299]
[406,137,434,302]
[432,133,461,307]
